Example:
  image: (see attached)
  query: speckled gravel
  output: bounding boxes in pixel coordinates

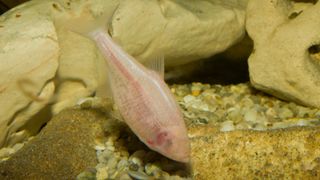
[77,82,320,180]
[77,118,191,180]
[172,82,320,131]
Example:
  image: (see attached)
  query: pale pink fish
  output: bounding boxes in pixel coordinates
[89,28,190,163]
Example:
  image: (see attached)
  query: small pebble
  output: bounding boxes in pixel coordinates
[119,173,132,180]
[76,170,96,180]
[106,145,115,152]
[183,95,196,104]
[128,170,150,180]
[117,159,129,171]
[278,107,294,119]
[94,145,105,151]
[244,109,258,122]
[107,157,118,170]
[145,163,161,176]
[129,161,140,171]
[96,167,109,180]
[129,156,143,167]
[220,121,235,132]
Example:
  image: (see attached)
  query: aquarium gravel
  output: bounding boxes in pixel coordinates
[173,82,320,131]
[77,117,191,180]
[77,82,320,180]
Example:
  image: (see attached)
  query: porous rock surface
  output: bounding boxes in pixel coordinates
[0,108,106,180]
[190,125,320,179]
[246,0,320,107]
[0,0,248,148]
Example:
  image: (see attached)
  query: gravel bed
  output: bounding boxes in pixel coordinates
[77,118,191,180]
[173,82,320,131]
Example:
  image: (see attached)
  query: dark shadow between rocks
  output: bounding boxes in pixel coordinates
[166,35,253,85]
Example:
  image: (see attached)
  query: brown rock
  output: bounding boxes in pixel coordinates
[190,126,320,179]
[0,108,107,180]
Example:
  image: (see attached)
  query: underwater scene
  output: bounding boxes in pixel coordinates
[0,0,320,179]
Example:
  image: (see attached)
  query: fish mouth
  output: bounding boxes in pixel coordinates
[177,156,190,163]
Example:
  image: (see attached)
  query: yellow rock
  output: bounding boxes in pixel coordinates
[190,126,320,179]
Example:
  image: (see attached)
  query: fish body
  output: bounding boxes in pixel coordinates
[90,29,190,163]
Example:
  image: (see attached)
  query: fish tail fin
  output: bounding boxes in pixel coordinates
[55,5,118,38]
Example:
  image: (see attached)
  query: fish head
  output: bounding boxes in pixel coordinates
[147,126,191,163]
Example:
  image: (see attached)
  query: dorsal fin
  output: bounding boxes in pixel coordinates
[144,54,165,79]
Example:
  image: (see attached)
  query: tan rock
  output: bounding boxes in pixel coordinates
[190,126,320,179]
[0,3,59,147]
[246,0,320,107]
[110,0,248,66]
[52,28,104,114]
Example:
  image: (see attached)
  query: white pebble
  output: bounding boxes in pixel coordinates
[117,159,129,170]
[244,109,258,122]
[183,95,196,104]
[220,121,235,132]
[129,157,143,167]
[96,166,109,180]
[106,146,115,152]
[107,157,118,170]
[0,147,14,160]
[128,170,150,180]
[94,145,106,151]
[297,119,310,126]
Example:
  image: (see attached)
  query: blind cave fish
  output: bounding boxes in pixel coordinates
[89,29,190,163]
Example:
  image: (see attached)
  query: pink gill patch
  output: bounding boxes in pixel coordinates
[146,132,168,147]
[156,132,168,145]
